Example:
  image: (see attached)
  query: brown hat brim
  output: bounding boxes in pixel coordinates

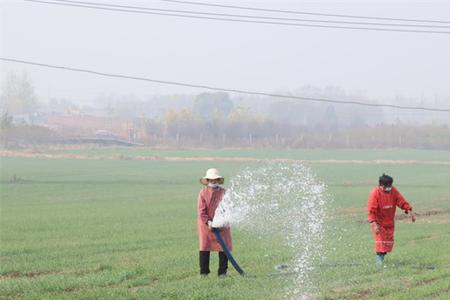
[200,178,224,185]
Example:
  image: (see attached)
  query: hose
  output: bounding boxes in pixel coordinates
[212,228,246,275]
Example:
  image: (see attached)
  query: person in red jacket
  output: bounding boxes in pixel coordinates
[367,174,416,264]
[197,168,232,277]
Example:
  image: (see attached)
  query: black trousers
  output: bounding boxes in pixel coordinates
[199,251,228,275]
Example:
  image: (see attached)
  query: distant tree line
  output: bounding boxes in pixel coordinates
[0,112,60,148]
[134,92,450,149]
[139,110,450,149]
[1,72,449,149]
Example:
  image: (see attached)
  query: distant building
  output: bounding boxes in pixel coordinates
[11,114,31,125]
[11,112,48,126]
[46,115,145,142]
[95,130,116,139]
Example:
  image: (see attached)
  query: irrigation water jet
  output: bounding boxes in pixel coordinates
[212,163,330,298]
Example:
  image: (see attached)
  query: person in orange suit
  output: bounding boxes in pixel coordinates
[367,174,416,264]
[197,168,232,277]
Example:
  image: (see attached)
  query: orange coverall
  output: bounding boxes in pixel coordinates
[367,186,412,252]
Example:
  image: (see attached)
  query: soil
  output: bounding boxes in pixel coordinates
[2,150,450,165]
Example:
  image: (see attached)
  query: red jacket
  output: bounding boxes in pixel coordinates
[197,187,232,251]
[367,186,412,226]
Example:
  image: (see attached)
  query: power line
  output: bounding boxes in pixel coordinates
[2,57,449,113]
[45,0,450,29]
[161,0,450,24]
[24,0,450,34]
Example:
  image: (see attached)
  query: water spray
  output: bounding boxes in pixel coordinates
[212,163,330,297]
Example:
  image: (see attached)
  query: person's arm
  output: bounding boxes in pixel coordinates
[395,188,416,223]
[368,189,378,223]
[368,189,380,232]
[197,191,210,226]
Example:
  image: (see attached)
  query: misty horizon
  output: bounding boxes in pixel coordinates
[1,0,450,106]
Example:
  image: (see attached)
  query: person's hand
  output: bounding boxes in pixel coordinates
[371,222,380,233]
[207,220,213,231]
[409,211,416,223]
[405,210,416,223]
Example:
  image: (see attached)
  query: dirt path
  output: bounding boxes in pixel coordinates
[1,150,450,165]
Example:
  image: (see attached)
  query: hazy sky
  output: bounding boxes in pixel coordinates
[1,0,450,103]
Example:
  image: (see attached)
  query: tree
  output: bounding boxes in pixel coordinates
[1,111,13,130]
[1,72,37,114]
[193,92,233,121]
[323,105,339,131]
[268,101,309,126]
[0,111,13,147]
[164,109,199,139]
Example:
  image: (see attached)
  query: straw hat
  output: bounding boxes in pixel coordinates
[200,168,224,185]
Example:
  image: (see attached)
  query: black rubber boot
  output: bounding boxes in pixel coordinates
[218,251,228,276]
[199,251,210,275]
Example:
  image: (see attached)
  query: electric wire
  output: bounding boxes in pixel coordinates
[43,0,450,29]
[2,57,449,112]
[160,0,450,24]
[23,0,450,34]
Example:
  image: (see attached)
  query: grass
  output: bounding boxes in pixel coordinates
[1,148,449,299]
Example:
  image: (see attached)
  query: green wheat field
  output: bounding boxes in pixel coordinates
[1,148,449,299]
